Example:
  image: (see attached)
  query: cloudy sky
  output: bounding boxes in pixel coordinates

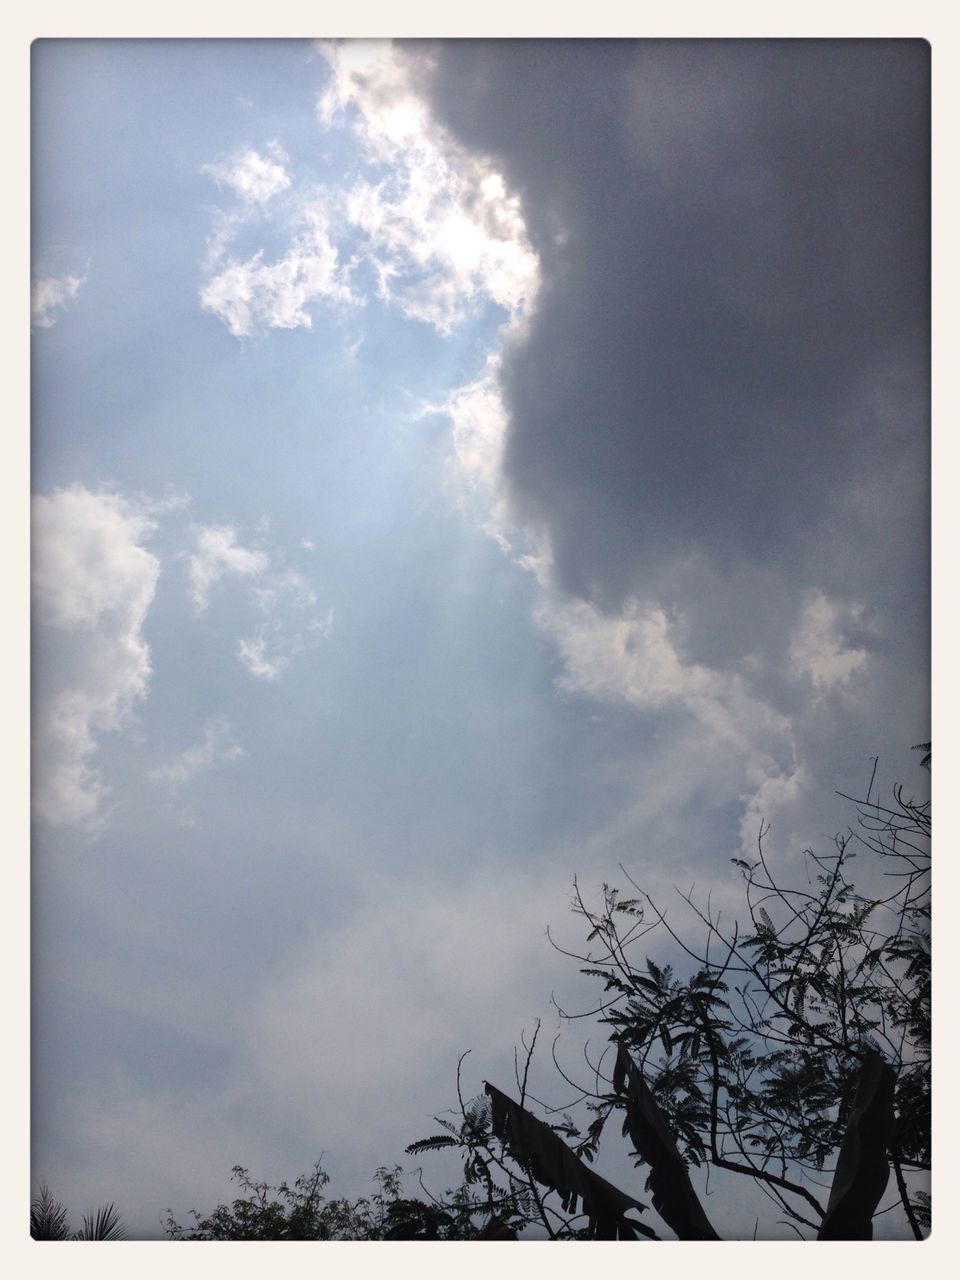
[31,38,929,1241]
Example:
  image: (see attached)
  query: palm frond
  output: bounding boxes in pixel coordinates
[74,1203,125,1241]
[30,1183,70,1240]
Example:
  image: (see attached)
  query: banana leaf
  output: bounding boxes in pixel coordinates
[816,1051,896,1240]
[613,1045,721,1240]
[484,1081,658,1239]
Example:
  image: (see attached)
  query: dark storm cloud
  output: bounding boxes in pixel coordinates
[415,40,929,645]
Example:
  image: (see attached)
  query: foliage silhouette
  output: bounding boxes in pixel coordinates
[815,1051,896,1239]
[163,1161,500,1240]
[409,754,930,1241]
[30,1183,125,1241]
[484,1079,655,1239]
[612,1042,720,1239]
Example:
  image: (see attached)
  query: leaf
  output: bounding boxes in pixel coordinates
[612,1045,721,1241]
[816,1052,896,1240]
[405,1135,461,1155]
[74,1204,125,1241]
[484,1081,658,1240]
[614,898,642,916]
[30,1184,70,1240]
[632,975,663,997]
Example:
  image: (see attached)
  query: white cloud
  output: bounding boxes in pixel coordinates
[789,590,870,692]
[235,634,286,681]
[150,716,245,789]
[307,42,541,541]
[186,526,332,680]
[199,205,355,337]
[203,143,291,205]
[737,765,809,854]
[319,40,539,334]
[537,590,789,750]
[520,563,806,856]
[198,41,538,340]
[438,354,508,494]
[237,571,334,681]
[31,271,86,329]
[415,328,533,558]
[32,486,160,828]
[187,525,268,611]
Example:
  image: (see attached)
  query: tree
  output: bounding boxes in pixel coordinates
[163,1160,498,1240]
[408,754,930,1241]
[30,1183,125,1240]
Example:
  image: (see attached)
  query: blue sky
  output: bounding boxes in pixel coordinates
[31,38,930,1241]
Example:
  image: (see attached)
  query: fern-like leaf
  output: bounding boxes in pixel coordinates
[405,1135,461,1155]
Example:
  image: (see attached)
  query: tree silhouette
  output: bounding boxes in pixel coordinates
[409,753,930,1240]
[163,1161,491,1240]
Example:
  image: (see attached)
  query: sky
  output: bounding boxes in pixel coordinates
[30,38,930,1241]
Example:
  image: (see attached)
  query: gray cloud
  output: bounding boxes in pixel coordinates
[414,40,929,663]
